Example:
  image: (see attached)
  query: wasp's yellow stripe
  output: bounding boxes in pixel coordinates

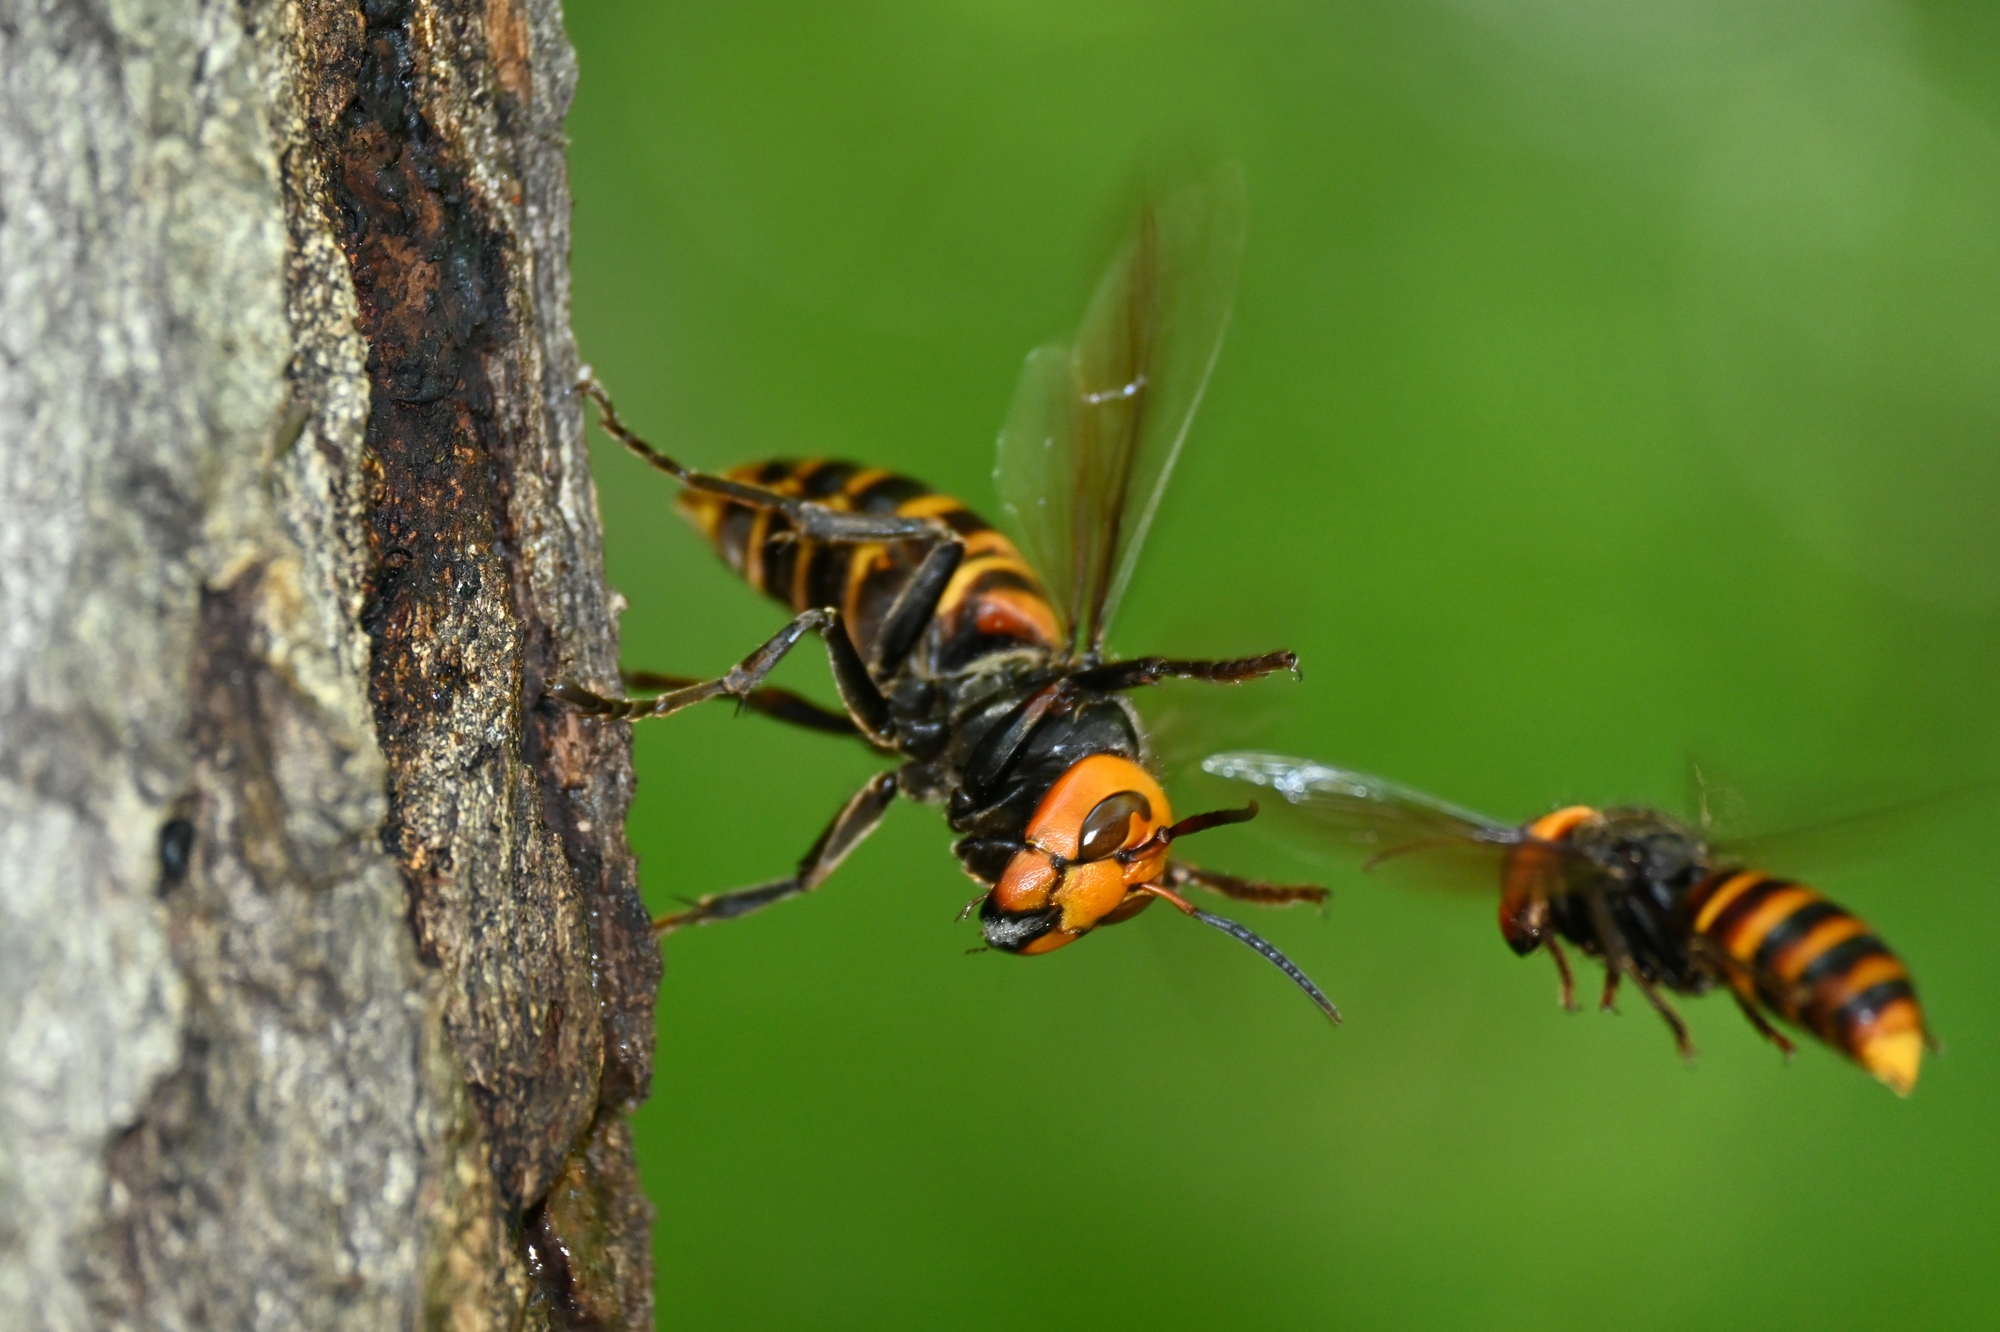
[1719,884,1817,962]
[744,507,775,596]
[843,467,894,499]
[1824,952,1909,999]
[936,553,1040,619]
[895,493,967,522]
[843,543,887,624]
[1771,915,1869,983]
[1693,871,1768,935]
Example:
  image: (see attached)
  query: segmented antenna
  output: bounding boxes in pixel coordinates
[1118,801,1259,864]
[1191,909,1343,1026]
[1134,881,1341,1025]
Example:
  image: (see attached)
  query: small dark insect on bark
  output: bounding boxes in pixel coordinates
[157,818,195,890]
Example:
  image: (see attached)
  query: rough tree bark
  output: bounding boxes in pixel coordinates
[0,0,659,1328]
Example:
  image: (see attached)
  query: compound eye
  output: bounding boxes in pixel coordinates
[1077,790,1152,862]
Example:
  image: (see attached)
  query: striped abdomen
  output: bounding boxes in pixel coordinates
[678,460,1061,671]
[1685,869,1928,1094]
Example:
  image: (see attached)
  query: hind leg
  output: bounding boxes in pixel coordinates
[553,608,842,722]
[577,370,943,544]
[1727,990,1798,1060]
[1627,969,1696,1062]
[556,602,900,745]
[1069,651,1300,691]
[1582,891,1694,1061]
[1545,936,1578,1013]
[619,670,858,736]
[655,772,899,934]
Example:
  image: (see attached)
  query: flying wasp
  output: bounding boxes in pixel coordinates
[1201,753,1935,1092]
[556,174,1338,1022]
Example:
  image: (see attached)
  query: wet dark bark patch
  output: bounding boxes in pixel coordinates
[298,0,659,1320]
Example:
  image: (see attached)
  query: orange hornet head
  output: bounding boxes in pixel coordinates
[979,754,1174,954]
[1497,806,1598,954]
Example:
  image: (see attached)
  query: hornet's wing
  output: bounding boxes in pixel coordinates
[1200,751,1566,892]
[996,167,1246,662]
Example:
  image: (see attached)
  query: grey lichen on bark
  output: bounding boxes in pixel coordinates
[0,0,658,1328]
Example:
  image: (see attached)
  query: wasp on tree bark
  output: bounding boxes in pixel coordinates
[559,171,1340,1021]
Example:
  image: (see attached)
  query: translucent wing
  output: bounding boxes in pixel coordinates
[1203,754,1654,907]
[996,168,1247,660]
[1202,752,1520,848]
[1134,677,1303,784]
[993,343,1076,633]
[1679,755,1999,877]
[1199,750,1537,883]
[1717,779,1998,879]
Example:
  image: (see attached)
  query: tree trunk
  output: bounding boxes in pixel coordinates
[0,0,659,1327]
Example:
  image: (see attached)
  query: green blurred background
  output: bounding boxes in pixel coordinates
[563,3,2000,1328]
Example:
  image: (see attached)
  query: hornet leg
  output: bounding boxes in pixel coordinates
[578,371,944,545]
[1165,862,1328,909]
[1705,950,1799,1060]
[1069,651,1300,693]
[1728,989,1798,1061]
[1582,890,1695,1061]
[655,772,900,934]
[1627,969,1695,1062]
[1545,935,1578,1013]
[868,535,965,678]
[617,513,967,718]
[555,606,897,744]
[621,670,858,737]
[553,609,837,722]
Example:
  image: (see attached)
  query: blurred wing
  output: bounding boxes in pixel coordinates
[997,167,1247,659]
[993,343,1078,636]
[1136,681,1304,787]
[1685,760,1753,837]
[1718,778,1999,880]
[1201,752,1522,862]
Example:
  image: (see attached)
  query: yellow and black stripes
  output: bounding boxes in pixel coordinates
[679,459,1061,669]
[1686,868,1926,1092]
